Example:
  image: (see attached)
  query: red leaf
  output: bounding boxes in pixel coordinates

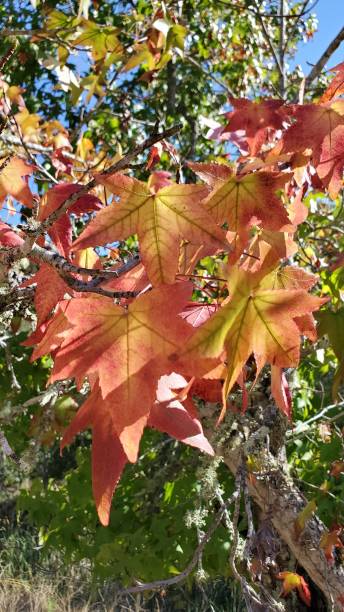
[149,398,214,455]
[38,184,101,256]
[316,124,344,199]
[0,222,24,247]
[22,263,71,325]
[282,101,344,161]
[320,62,344,103]
[221,98,285,155]
[320,526,343,564]
[48,283,193,398]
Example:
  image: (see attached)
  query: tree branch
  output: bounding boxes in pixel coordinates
[304,25,344,91]
[116,491,239,596]
[253,2,284,85]
[278,0,287,97]
[30,244,140,280]
[28,244,142,299]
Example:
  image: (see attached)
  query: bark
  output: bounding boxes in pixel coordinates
[214,408,344,610]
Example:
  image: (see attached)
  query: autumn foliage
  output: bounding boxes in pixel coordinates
[0,61,341,531]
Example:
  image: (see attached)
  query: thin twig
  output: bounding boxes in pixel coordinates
[4,345,21,391]
[278,0,287,97]
[253,1,284,82]
[0,40,18,73]
[116,492,238,596]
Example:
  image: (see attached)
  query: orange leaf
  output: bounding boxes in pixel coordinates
[0,157,34,208]
[180,264,326,411]
[22,264,71,326]
[277,572,311,607]
[203,170,291,243]
[320,62,344,103]
[320,526,343,564]
[48,282,193,399]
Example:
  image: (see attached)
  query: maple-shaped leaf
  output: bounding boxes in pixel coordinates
[48,282,193,399]
[320,526,344,564]
[180,264,325,405]
[271,366,292,419]
[73,19,122,61]
[22,263,71,326]
[320,62,344,103]
[203,170,291,241]
[72,173,226,285]
[316,124,344,198]
[277,572,311,607]
[0,157,34,208]
[38,183,102,257]
[61,371,213,525]
[221,98,285,155]
[0,222,24,247]
[282,101,344,159]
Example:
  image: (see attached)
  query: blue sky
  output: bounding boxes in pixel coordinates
[294,0,344,74]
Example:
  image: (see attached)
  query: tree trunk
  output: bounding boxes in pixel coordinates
[213,406,344,610]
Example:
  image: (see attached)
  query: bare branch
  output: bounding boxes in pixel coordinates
[117,491,238,596]
[4,345,21,391]
[304,25,344,91]
[253,2,284,84]
[61,275,140,299]
[31,244,140,280]
[278,0,287,97]
[0,40,18,73]
[28,244,142,299]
